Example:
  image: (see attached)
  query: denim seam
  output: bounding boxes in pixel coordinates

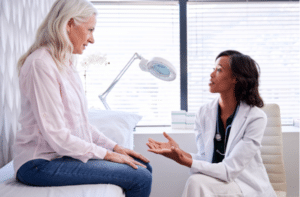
[38,167,133,183]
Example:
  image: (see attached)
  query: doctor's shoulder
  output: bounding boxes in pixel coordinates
[247,105,268,124]
[197,98,218,115]
[194,99,218,130]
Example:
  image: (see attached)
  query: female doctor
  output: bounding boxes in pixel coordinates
[147,50,276,197]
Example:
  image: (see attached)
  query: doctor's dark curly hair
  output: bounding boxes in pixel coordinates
[216,50,264,108]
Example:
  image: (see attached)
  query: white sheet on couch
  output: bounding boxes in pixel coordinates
[0,161,125,197]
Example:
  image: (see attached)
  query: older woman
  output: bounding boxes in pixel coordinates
[14,0,152,196]
[147,50,276,197]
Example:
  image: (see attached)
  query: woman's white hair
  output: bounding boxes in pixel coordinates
[17,0,97,74]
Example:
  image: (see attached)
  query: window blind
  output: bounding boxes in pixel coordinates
[77,1,180,126]
[187,1,300,125]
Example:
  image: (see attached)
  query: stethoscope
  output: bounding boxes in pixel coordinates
[215,104,240,144]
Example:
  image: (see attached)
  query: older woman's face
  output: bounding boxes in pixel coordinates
[209,56,236,94]
[67,15,96,54]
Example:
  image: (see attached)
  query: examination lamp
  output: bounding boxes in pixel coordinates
[99,53,176,110]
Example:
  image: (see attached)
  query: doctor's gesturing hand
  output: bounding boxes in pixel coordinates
[147,132,193,168]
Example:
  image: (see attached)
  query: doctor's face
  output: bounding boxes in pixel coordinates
[209,56,236,94]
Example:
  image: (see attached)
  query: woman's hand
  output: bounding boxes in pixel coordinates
[113,144,150,163]
[104,150,147,169]
[147,132,193,168]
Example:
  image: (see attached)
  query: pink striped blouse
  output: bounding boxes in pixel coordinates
[13,47,117,174]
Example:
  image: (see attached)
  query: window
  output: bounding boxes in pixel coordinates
[187,1,300,125]
[78,1,180,126]
[78,0,299,126]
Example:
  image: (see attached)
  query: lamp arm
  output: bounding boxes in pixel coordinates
[99,53,142,110]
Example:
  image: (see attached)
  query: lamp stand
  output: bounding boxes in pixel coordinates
[99,53,142,110]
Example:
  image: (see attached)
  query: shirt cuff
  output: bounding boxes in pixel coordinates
[190,153,198,160]
[93,145,108,160]
[107,141,118,151]
[95,136,118,151]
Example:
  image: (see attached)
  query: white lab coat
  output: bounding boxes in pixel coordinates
[190,98,276,197]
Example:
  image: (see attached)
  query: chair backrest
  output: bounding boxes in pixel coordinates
[261,104,287,197]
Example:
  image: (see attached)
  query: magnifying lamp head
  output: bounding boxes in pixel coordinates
[139,57,176,81]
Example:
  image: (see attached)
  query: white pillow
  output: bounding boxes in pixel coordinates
[88,109,142,149]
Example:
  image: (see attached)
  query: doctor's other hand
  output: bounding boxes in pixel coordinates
[146,132,192,168]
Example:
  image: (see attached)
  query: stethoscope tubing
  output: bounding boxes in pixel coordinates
[215,104,240,154]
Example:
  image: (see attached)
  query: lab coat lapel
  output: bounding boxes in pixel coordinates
[225,102,249,157]
[204,98,219,159]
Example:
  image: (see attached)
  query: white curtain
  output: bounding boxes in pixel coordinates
[0,0,56,168]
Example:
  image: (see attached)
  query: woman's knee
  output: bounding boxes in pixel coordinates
[146,162,152,173]
[134,158,152,174]
[125,166,152,196]
[135,166,152,184]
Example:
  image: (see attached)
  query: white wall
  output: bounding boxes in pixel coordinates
[282,132,299,197]
[134,128,299,197]
[0,0,57,168]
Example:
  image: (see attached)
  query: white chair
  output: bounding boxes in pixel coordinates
[261,104,287,197]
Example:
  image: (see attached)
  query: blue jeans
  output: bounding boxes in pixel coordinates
[17,156,152,197]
